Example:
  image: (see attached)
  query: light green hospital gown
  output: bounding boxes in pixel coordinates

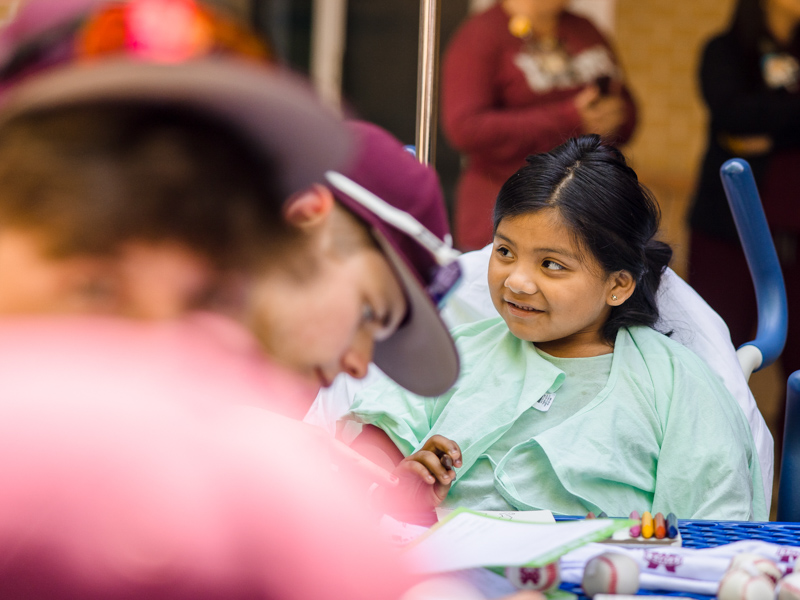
[346,318,767,521]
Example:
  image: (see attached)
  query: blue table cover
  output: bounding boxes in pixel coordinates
[554,517,800,599]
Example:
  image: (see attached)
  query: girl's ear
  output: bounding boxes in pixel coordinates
[607,270,636,306]
[283,184,335,231]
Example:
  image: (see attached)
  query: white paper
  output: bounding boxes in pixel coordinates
[404,511,628,574]
[435,508,556,524]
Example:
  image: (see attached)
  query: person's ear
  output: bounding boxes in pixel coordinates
[607,270,636,306]
[283,184,335,231]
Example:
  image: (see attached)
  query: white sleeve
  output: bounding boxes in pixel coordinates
[303,365,388,436]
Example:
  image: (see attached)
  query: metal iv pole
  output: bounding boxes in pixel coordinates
[415,0,440,167]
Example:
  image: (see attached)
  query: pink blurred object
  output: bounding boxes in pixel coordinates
[0,314,412,599]
[0,0,103,60]
[127,0,214,63]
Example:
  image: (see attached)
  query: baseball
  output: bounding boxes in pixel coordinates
[777,572,800,600]
[506,562,560,591]
[729,553,782,586]
[717,568,774,600]
[582,552,640,598]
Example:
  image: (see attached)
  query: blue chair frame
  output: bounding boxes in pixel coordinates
[722,159,790,519]
[720,159,788,378]
[780,372,800,521]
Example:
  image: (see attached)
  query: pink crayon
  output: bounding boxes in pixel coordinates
[629,510,641,537]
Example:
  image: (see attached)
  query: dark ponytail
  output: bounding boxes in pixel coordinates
[494,135,673,342]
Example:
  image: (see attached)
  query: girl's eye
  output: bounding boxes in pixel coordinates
[543,260,564,271]
[495,246,512,258]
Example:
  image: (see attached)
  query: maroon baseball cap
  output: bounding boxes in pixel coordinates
[0,0,353,200]
[325,121,461,397]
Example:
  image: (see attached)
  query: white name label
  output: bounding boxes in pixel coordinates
[533,393,556,412]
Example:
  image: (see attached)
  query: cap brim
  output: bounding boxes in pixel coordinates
[371,230,459,397]
[0,57,353,198]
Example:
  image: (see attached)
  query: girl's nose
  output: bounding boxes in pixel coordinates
[505,267,537,295]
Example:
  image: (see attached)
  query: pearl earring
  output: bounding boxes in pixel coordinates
[611,295,618,301]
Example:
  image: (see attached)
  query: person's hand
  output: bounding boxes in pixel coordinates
[574,84,628,138]
[377,435,462,515]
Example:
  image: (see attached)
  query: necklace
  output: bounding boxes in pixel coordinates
[508,14,569,77]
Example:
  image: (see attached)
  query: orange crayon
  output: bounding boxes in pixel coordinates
[654,512,666,539]
[641,511,654,538]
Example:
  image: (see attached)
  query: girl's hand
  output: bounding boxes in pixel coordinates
[379,435,462,515]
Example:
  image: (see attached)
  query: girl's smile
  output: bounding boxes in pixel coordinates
[489,208,632,357]
[504,298,544,316]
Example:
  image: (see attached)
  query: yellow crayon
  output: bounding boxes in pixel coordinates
[641,511,654,539]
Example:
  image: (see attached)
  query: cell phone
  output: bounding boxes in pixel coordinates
[595,75,611,96]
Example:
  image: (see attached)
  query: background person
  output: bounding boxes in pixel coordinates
[441,0,637,251]
[689,0,800,354]
[688,0,800,467]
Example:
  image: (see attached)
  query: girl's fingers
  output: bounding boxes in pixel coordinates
[440,454,454,470]
[397,459,437,485]
[423,435,463,468]
[402,451,455,485]
[415,451,455,484]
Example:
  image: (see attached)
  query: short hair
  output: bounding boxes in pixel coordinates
[493,134,673,342]
[0,101,288,268]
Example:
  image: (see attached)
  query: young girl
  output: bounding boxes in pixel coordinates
[346,135,767,521]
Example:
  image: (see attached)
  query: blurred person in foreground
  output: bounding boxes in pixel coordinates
[0,1,407,598]
[441,0,637,251]
[0,1,533,599]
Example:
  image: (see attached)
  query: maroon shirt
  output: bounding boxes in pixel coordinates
[442,5,637,250]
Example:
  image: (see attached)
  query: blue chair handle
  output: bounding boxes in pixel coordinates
[779,370,800,521]
[720,158,788,371]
